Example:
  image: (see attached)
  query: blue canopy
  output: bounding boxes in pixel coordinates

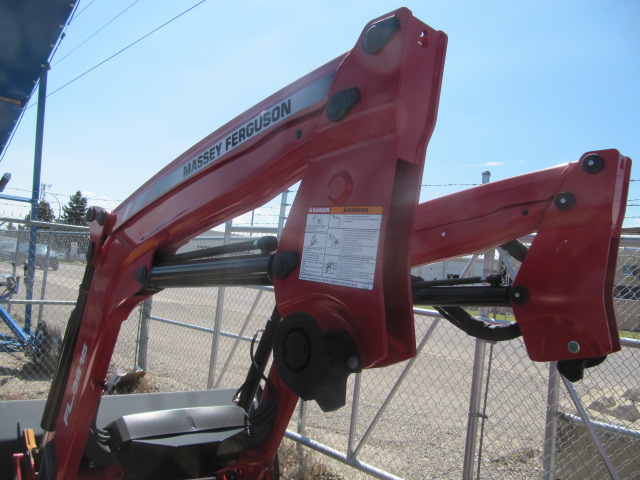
[0,0,76,158]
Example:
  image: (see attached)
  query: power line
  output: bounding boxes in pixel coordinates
[2,1,207,162]
[2,187,121,206]
[0,0,83,163]
[421,183,481,187]
[46,0,207,99]
[72,0,98,21]
[52,0,144,67]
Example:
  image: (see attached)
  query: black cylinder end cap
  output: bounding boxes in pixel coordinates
[271,251,299,280]
[257,236,278,254]
[135,266,148,285]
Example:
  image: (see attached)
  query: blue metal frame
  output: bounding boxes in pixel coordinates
[0,67,48,334]
[0,0,76,158]
[0,0,77,345]
[0,275,30,352]
[0,303,30,351]
[0,1,75,354]
[24,67,48,331]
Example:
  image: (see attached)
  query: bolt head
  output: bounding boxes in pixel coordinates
[510,286,529,304]
[567,341,581,353]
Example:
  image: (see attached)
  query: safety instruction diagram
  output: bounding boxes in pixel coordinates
[299,206,383,290]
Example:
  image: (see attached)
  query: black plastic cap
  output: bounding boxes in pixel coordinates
[582,154,605,174]
[256,236,278,254]
[86,206,106,226]
[271,251,299,279]
[558,356,607,382]
[96,210,106,226]
[363,15,400,54]
[326,88,360,123]
[86,206,96,223]
[554,192,576,211]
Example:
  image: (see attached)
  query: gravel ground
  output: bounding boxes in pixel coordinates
[2,264,639,479]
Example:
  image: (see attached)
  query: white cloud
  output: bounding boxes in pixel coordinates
[82,191,107,200]
[465,161,506,167]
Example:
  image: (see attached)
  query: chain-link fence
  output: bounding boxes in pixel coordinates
[1,219,639,479]
[0,220,90,399]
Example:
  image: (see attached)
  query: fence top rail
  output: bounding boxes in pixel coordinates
[620,337,640,349]
[0,217,89,232]
[1,219,639,246]
[620,235,640,249]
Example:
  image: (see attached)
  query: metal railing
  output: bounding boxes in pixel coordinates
[133,290,640,479]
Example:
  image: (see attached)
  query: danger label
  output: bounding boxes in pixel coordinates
[299,206,382,290]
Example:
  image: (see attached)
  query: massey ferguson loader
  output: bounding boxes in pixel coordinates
[9,7,631,479]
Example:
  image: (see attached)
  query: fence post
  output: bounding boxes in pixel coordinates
[36,230,53,326]
[297,399,309,462]
[277,189,289,238]
[137,297,152,370]
[463,170,495,478]
[347,372,362,460]
[561,375,621,480]
[541,362,560,480]
[463,338,487,479]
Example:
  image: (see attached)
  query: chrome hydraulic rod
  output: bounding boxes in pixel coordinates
[148,254,272,288]
[157,236,278,264]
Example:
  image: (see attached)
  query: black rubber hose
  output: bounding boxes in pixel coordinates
[435,306,522,342]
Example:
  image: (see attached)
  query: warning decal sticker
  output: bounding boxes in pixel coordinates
[299,206,383,290]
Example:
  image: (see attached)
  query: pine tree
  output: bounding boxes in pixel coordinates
[24,200,56,223]
[59,190,88,226]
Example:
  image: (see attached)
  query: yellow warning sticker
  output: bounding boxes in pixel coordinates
[299,206,383,290]
[330,206,384,215]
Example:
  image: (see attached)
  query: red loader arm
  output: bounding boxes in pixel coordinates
[18,7,630,480]
[411,150,630,364]
[34,8,448,480]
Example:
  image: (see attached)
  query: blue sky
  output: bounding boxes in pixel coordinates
[2,0,639,228]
